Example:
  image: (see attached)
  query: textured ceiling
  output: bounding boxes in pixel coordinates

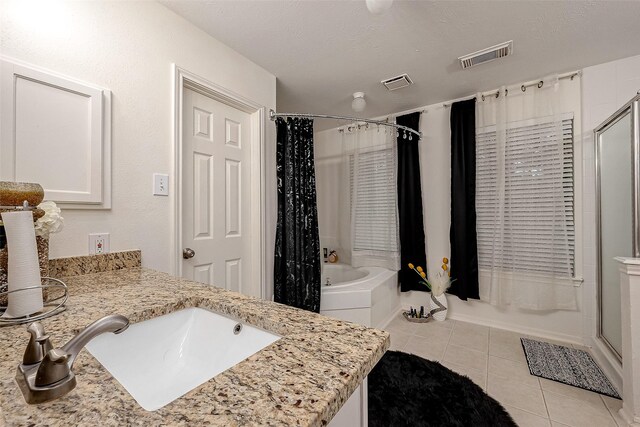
[161,0,640,130]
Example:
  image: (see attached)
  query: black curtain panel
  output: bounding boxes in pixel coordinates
[274,117,322,313]
[397,112,428,292]
[449,99,480,300]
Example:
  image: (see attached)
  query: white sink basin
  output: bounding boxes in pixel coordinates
[86,307,281,411]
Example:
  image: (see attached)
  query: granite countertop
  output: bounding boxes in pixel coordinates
[0,268,389,426]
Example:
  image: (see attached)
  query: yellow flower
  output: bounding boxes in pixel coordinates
[408,263,414,269]
[442,264,448,271]
[443,257,449,264]
[420,272,426,279]
[417,266,423,273]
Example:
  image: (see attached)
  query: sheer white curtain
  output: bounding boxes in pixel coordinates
[476,75,578,310]
[339,123,400,270]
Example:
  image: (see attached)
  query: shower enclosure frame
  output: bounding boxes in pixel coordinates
[594,93,640,362]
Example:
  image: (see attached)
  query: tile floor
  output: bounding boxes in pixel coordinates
[383,314,624,427]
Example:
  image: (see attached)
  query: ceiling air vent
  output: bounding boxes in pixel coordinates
[381,73,413,91]
[458,40,513,69]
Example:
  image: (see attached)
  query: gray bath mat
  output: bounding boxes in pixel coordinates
[521,338,620,399]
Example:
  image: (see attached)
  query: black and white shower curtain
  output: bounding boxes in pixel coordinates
[274,117,321,313]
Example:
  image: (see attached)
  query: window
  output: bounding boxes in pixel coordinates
[349,148,399,253]
[476,114,575,277]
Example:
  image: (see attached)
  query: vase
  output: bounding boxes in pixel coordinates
[429,293,448,321]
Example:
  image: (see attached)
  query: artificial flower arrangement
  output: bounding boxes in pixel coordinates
[34,201,64,238]
[405,258,455,322]
[408,258,454,296]
[429,257,454,297]
[408,262,430,290]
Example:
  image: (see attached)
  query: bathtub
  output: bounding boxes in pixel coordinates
[320,264,400,328]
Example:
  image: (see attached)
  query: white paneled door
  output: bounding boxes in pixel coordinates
[182,88,251,293]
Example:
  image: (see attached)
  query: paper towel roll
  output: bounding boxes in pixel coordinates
[1,211,43,318]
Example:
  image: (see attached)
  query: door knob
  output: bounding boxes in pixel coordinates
[183,248,195,259]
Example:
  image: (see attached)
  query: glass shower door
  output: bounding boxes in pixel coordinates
[596,94,640,360]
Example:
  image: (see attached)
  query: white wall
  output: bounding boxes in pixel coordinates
[0,1,277,278]
[581,55,640,385]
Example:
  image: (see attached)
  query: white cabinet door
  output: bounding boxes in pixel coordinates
[329,379,368,427]
[181,87,252,293]
[0,58,110,208]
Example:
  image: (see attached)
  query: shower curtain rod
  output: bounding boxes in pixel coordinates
[442,70,581,108]
[269,109,422,139]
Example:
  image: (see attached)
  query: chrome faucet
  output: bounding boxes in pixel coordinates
[16,314,129,404]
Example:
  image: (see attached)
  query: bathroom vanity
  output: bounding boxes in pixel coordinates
[0,264,388,426]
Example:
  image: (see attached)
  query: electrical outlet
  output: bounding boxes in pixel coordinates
[89,233,110,255]
[153,173,169,196]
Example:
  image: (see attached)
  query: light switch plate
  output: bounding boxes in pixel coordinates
[153,173,169,196]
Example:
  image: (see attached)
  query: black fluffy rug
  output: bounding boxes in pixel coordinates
[368,351,516,427]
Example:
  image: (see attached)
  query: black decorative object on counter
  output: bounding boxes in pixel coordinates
[368,351,516,427]
[274,117,321,313]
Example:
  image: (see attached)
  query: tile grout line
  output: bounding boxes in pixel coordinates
[503,403,553,425]
[544,389,620,424]
[444,323,453,361]
[540,386,552,421]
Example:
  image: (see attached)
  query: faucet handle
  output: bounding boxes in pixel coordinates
[23,322,53,365]
[35,349,70,387]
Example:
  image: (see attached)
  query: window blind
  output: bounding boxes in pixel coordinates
[476,115,575,277]
[349,148,399,253]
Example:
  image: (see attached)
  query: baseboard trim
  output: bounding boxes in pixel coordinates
[588,336,623,395]
[376,305,402,330]
[400,303,583,345]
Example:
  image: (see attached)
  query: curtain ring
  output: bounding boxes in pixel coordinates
[481,94,485,101]
[537,80,544,88]
[495,91,500,98]
[521,85,526,92]
[505,88,509,96]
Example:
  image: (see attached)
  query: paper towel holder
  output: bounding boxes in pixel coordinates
[0,277,68,326]
[0,200,37,211]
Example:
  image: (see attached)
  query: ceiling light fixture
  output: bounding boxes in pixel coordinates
[366,0,393,14]
[351,92,366,112]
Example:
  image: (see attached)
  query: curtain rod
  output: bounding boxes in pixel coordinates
[442,71,581,108]
[269,109,422,139]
